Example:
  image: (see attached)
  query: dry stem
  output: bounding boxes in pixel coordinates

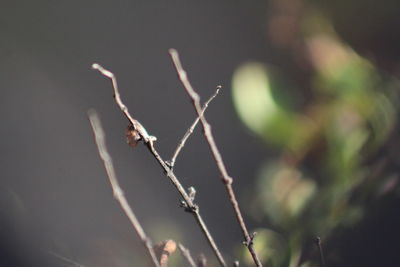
[168,87,221,169]
[169,48,263,267]
[88,110,160,267]
[178,243,197,267]
[315,237,326,267]
[92,64,227,267]
[47,251,86,267]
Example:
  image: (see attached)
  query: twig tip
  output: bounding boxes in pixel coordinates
[92,63,100,70]
[87,108,97,117]
[168,48,178,55]
[91,63,114,78]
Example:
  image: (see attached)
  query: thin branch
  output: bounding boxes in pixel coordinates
[47,251,86,267]
[197,254,207,267]
[168,87,221,169]
[315,237,326,267]
[88,110,160,267]
[178,243,197,267]
[92,64,227,267]
[169,48,263,267]
[91,63,156,144]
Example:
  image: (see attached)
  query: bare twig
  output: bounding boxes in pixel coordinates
[88,110,160,267]
[47,250,86,267]
[197,254,207,267]
[92,63,157,144]
[178,243,197,267]
[169,48,263,267]
[315,237,326,267]
[92,64,227,267]
[168,87,221,169]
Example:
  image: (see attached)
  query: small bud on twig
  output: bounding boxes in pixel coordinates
[188,186,196,201]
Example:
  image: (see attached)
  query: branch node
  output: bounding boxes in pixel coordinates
[113,187,124,199]
[179,200,198,213]
[187,204,199,213]
[169,85,221,169]
[223,176,233,185]
[242,232,257,247]
[165,160,173,169]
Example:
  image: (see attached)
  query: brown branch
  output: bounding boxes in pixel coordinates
[169,49,263,267]
[315,237,326,267]
[178,243,197,267]
[168,87,221,169]
[91,63,157,144]
[47,250,86,267]
[197,254,207,267]
[88,110,160,267]
[92,64,227,267]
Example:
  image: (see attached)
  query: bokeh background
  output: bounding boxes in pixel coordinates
[1,1,400,266]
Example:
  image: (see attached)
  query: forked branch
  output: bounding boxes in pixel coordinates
[168,87,221,169]
[92,64,227,267]
[169,49,263,267]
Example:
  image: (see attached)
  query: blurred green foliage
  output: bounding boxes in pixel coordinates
[232,3,399,266]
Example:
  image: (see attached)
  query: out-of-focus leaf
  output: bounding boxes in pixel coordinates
[232,63,316,152]
[255,162,316,225]
[308,35,378,96]
[232,63,278,136]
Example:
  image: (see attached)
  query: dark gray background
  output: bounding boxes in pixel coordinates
[0,1,273,266]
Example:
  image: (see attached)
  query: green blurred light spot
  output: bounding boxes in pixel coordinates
[232,63,278,135]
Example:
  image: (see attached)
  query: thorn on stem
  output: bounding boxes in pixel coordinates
[179,200,187,209]
[188,186,196,201]
[251,232,257,240]
[223,177,233,185]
